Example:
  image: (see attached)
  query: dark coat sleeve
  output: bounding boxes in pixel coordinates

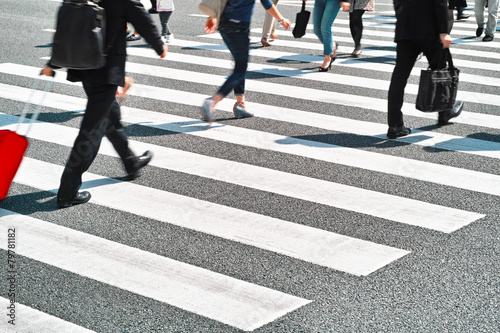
[435,0,451,34]
[124,0,164,56]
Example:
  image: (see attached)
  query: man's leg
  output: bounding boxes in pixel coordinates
[57,82,117,204]
[475,0,486,36]
[484,0,498,39]
[387,40,420,134]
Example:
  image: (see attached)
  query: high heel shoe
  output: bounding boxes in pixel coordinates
[233,102,254,119]
[318,42,337,72]
[261,38,271,47]
[318,57,334,72]
[351,45,362,57]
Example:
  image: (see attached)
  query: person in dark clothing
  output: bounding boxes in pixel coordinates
[450,0,470,20]
[41,0,167,208]
[386,0,463,139]
[149,0,158,13]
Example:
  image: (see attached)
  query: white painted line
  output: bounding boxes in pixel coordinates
[250,26,500,59]
[274,18,500,50]
[0,112,484,232]
[161,38,500,88]
[0,77,499,198]
[0,297,95,333]
[126,54,500,122]
[8,62,500,156]
[202,33,500,72]
[0,209,311,331]
[11,158,410,276]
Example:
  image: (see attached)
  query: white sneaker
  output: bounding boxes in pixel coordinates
[201,98,214,122]
[161,36,167,44]
[166,34,174,43]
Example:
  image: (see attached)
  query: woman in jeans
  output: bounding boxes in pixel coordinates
[312,0,351,72]
[201,0,291,122]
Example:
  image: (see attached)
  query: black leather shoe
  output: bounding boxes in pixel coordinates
[387,126,411,139]
[127,151,153,180]
[57,191,91,208]
[482,35,494,42]
[438,101,464,126]
[476,26,484,37]
[456,13,470,20]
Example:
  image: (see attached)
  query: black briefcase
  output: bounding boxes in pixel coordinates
[415,49,460,112]
[292,0,310,38]
[51,0,107,70]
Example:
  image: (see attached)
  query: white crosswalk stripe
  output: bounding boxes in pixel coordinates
[1,3,497,331]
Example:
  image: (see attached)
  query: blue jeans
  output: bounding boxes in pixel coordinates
[313,0,341,55]
[217,20,250,97]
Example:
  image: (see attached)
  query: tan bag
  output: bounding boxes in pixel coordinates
[199,0,229,26]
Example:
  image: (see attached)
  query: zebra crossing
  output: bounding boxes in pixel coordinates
[0,1,498,331]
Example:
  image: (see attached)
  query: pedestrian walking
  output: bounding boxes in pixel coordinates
[387,0,463,139]
[474,0,498,41]
[261,0,280,47]
[157,0,175,43]
[200,0,291,122]
[312,0,351,72]
[349,0,374,56]
[41,0,167,208]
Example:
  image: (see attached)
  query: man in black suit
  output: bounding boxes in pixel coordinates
[42,0,167,208]
[387,0,463,139]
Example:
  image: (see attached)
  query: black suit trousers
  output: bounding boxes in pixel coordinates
[387,39,446,128]
[57,82,134,200]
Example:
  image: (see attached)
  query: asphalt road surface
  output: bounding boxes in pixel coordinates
[0,0,498,332]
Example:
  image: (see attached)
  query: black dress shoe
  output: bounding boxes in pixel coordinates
[438,101,464,126]
[387,126,411,139]
[456,13,470,20]
[476,26,484,37]
[482,35,494,42]
[57,191,91,208]
[127,151,153,180]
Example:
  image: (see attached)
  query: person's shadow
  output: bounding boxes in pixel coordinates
[275,132,412,149]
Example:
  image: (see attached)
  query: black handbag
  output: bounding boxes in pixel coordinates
[51,0,107,70]
[292,0,310,38]
[415,49,460,112]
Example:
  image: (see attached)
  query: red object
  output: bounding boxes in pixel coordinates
[0,130,29,199]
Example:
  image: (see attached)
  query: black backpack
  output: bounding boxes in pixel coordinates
[50,0,107,70]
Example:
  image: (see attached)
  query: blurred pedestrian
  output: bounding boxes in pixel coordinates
[474,0,498,41]
[200,0,291,122]
[157,0,175,43]
[41,0,167,208]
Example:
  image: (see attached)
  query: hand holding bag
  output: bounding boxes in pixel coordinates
[292,0,310,38]
[416,49,460,112]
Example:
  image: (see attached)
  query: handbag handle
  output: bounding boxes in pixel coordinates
[301,0,306,12]
[439,48,454,72]
[445,48,454,72]
[16,71,55,137]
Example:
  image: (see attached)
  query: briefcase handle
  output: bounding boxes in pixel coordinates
[16,71,56,137]
[440,48,455,72]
